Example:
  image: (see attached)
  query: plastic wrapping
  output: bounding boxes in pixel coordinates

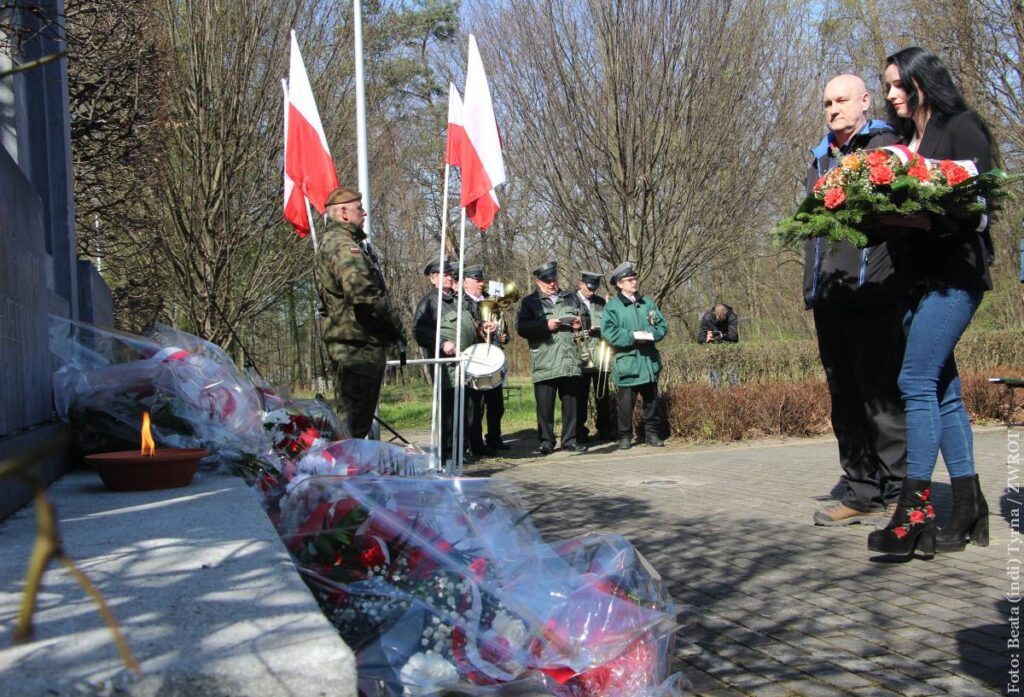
[50,317,273,468]
[259,447,683,696]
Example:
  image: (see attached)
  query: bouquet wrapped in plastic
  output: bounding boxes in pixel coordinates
[773,144,1021,248]
[259,446,683,696]
[50,317,273,469]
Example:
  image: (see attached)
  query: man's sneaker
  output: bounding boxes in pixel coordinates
[813,503,883,526]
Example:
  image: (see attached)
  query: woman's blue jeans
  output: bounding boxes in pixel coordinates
[898,288,982,480]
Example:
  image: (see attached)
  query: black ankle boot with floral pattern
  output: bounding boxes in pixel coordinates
[867,478,936,557]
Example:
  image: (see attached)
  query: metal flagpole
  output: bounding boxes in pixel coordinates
[431,164,451,470]
[352,0,371,243]
[303,197,320,252]
[453,208,468,475]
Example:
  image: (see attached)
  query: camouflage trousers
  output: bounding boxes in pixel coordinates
[329,343,386,439]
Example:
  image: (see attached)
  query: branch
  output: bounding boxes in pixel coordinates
[0,51,66,79]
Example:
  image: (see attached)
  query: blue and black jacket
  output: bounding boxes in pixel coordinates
[802,120,901,309]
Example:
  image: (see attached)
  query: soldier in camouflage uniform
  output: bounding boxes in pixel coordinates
[516,261,588,455]
[316,186,405,439]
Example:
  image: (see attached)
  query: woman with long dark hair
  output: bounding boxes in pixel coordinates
[867,47,993,558]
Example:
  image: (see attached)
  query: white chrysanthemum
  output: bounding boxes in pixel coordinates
[400,652,459,696]
[491,610,527,647]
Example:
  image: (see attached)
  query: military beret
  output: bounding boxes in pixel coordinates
[532,261,558,281]
[580,271,602,290]
[609,262,637,286]
[461,264,485,280]
[423,259,455,276]
[325,186,361,207]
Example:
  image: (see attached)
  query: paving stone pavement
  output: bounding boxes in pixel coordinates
[463,427,1018,697]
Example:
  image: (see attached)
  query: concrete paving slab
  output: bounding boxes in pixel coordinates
[0,471,356,696]
[467,426,1017,696]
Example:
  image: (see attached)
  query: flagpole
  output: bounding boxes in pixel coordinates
[431,163,451,470]
[303,197,320,252]
[453,208,468,476]
[352,0,371,243]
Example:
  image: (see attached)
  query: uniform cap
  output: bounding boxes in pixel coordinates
[609,262,637,285]
[580,271,602,290]
[461,264,485,280]
[325,186,361,207]
[532,261,558,281]
[423,259,455,276]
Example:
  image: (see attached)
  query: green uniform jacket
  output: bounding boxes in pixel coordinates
[515,289,586,383]
[317,221,404,362]
[601,292,669,387]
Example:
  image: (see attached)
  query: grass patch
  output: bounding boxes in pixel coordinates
[378,377,541,433]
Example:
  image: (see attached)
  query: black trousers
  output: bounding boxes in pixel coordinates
[468,386,506,449]
[534,376,580,448]
[616,382,661,440]
[484,386,505,442]
[576,371,615,438]
[814,305,907,511]
[438,386,469,461]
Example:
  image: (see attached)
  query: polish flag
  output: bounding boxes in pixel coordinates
[285,31,338,214]
[457,35,505,231]
[445,83,466,167]
[282,80,310,237]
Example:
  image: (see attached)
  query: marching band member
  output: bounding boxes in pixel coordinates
[516,261,588,455]
[461,264,505,456]
[575,271,615,442]
[601,262,670,450]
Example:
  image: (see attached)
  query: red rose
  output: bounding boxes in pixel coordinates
[908,509,925,524]
[869,165,895,185]
[469,557,488,581]
[435,540,453,555]
[823,187,846,210]
[940,160,971,186]
[866,150,890,167]
[925,504,935,518]
[893,526,909,539]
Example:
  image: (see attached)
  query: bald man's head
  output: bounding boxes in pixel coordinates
[823,74,871,145]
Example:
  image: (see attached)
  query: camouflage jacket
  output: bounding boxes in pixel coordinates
[316,220,404,357]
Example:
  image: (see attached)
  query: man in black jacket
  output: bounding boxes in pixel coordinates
[696,304,739,344]
[805,74,907,526]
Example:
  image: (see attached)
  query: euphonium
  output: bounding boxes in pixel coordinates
[595,340,613,399]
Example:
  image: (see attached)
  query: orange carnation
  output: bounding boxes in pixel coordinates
[823,187,846,210]
[869,165,896,185]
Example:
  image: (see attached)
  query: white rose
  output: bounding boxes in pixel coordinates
[491,610,527,648]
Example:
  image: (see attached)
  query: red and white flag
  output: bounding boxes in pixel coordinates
[457,35,505,231]
[282,80,310,237]
[445,83,466,167]
[284,31,338,215]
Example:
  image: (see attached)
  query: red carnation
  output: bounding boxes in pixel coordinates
[908,509,925,524]
[939,160,971,186]
[358,539,386,569]
[907,158,931,182]
[469,557,488,581]
[869,165,895,185]
[866,150,890,167]
[813,176,827,193]
[823,187,846,210]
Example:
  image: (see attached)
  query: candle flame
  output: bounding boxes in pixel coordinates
[140,412,156,457]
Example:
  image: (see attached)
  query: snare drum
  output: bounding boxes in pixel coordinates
[463,344,506,391]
